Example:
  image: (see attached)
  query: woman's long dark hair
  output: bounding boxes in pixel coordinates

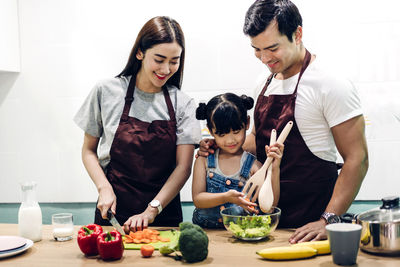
[117,16,185,89]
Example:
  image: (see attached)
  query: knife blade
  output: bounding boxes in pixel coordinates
[107,210,125,235]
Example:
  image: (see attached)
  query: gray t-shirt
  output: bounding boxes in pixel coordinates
[74,76,201,170]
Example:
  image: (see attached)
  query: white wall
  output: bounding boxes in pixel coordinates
[0,0,399,203]
[0,0,20,72]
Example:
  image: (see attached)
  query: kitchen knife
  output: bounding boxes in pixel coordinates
[107,210,125,235]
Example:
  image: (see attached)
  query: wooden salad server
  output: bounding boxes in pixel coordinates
[242,121,293,202]
[258,129,276,213]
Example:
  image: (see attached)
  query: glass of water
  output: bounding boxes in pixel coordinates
[52,213,74,241]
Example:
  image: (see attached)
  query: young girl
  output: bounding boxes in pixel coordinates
[192,93,284,228]
[74,16,201,232]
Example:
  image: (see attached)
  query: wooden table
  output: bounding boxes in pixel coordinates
[0,223,398,266]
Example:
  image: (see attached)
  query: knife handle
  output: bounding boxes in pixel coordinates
[107,209,113,220]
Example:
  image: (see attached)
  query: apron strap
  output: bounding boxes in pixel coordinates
[121,76,176,123]
[162,87,176,122]
[260,74,274,96]
[293,49,312,97]
[259,49,312,98]
[121,76,136,122]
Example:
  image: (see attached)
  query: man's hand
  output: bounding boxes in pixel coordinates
[195,138,217,158]
[288,219,327,244]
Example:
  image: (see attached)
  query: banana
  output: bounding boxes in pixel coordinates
[291,240,331,255]
[360,227,370,245]
[257,246,317,260]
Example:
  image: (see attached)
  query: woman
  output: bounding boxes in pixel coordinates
[74,16,201,232]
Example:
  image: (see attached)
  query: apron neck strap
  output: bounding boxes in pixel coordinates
[259,49,312,97]
[162,87,176,122]
[121,76,136,121]
[293,49,311,96]
[121,76,176,122]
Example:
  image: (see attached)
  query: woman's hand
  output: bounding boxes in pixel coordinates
[195,138,217,158]
[224,189,257,211]
[123,206,158,233]
[97,185,117,219]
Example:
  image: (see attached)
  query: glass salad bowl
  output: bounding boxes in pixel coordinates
[220,206,281,241]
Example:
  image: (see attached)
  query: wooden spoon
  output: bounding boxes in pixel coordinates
[242,121,293,202]
[258,129,276,213]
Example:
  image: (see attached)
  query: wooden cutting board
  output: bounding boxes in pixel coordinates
[123,230,179,250]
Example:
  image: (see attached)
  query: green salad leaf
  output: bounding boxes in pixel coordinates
[228,215,272,238]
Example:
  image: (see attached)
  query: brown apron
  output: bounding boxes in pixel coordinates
[95,77,182,226]
[254,50,338,228]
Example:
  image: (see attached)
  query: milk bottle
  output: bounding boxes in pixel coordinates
[18,181,42,242]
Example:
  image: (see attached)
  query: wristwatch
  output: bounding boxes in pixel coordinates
[149,199,163,214]
[321,212,341,224]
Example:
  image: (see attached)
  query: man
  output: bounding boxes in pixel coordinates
[198,0,368,243]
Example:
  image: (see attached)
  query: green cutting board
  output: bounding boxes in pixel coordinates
[124,230,179,250]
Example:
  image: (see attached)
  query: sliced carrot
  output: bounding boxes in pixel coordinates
[133,238,141,244]
[123,235,133,243]
[124,229,170,245]
[150,229,159,235]
[159,237,170,242]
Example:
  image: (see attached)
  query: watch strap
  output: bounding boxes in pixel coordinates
[149,200,162,214]
[321,211,340,224]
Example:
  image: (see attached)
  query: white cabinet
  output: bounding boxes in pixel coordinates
[0,0,20,72]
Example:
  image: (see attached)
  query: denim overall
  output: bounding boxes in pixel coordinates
[192,149,256,228]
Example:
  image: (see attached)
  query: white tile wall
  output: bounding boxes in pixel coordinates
[0,0,399,203]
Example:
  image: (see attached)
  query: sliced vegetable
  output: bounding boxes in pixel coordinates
[244,198,259,215]
[123,229,170,245]
[228,215,271,238]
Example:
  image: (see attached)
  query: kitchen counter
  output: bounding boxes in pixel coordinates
[0,223,398,266]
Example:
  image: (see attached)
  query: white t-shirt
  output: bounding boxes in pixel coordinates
[254,57,363,162]
[74,76,201,170]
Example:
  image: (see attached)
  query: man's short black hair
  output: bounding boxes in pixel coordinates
[243,0,302,42]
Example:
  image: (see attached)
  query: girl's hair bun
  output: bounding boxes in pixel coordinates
[240,95,254,110]
[196,102,207,120]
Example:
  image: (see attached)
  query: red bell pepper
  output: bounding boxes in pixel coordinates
[97,231,124,260]
[77,224,103,256]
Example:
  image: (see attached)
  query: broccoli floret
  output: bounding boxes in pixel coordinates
[161,223,209,263]
[179,222,194,231]
[178,228,209,263]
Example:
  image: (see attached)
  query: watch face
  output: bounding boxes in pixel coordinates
[150,200,160,207]
[327,215,341,224]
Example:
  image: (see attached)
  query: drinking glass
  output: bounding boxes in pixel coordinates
[52,213,73,241]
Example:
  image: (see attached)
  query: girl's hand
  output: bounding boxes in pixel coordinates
[265,142,285,169]
[97,186,117,219]
[123,206,158,233]
[224,189,257,207]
